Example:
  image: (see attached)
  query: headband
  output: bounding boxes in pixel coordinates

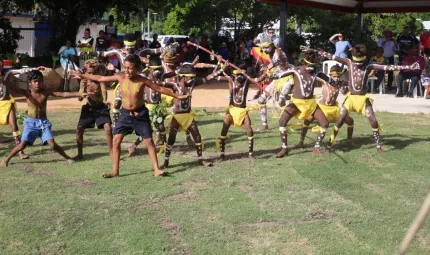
[124,40,136,46]
[149,65,162,69]
[330,71,342,76]
[233,69,245,75]
[352,56,366,62]
[300,58,318,66]
[178,73,196,77]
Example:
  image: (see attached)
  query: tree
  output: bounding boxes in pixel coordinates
[0,17,22,57]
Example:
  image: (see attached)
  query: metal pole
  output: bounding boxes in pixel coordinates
[147,9,150,38]
[280,0,287,52]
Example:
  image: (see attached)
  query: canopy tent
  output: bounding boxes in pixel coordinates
[258,0,430,50]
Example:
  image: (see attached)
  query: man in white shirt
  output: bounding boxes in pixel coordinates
[377,29,398,91]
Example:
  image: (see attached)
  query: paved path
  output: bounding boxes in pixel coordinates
[12,82,430,114]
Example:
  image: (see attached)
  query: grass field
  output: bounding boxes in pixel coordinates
[1,109,430,254]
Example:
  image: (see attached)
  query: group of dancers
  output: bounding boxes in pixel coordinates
[0,33,420,177]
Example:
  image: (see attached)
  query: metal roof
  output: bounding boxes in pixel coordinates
[259,0,430,13]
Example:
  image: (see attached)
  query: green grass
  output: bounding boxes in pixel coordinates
[1,109,430,254]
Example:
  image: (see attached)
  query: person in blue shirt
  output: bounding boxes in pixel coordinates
[217,42,230,60]
[329,33,352,58]
[58,40,78,71]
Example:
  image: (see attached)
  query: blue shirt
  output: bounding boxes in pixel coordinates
[59,46,77,65]
[217,48,230,60]
[333,40,351,58]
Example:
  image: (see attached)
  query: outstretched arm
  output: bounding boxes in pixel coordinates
[300,45,350,66]
[50,91,81,97]
[139,56,149,64]
[367,62,421,71]
[138,48,163,56]
[70,70,122,83]
[145,79,188,100]
[329,34,339,44]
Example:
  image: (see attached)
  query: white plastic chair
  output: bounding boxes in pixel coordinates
[405,79,424,98]
[367,76,385,94]
[322,60,346,76]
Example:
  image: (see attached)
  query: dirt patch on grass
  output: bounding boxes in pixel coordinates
[23,164,53,176]
[65,178,96,188]
[246,210,331,228]
[160,216,192,255]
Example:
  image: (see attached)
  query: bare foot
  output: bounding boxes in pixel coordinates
[186,137,195,148]
[248,155,256,161]
[128,146,136,157]
[377,148,388,154]
[18,151,29,159]
[102,172,119,178]
[257,125,269,131]
[199,160,213,167]
[67,159,75,164]
[154,169,168,177]
[1,159,8,167]
[347,141,360,149]
[275,148,288,158]
[312,147,328,155]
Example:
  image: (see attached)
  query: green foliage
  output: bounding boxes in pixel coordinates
[0,17,22,57]
[16,110,28,125]
[150,100,170,129]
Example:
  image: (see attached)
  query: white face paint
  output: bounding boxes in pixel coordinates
[305,67,315,72]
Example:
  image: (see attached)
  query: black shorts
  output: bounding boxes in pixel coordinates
[113,107,153,138]
[78,103,112,129]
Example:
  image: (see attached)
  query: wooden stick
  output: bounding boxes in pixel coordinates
[187,41,262,89]
[396,191,430,255]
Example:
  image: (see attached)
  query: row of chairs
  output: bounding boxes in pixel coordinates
[322,60,428,99]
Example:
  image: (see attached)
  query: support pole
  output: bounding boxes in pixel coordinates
[355,11,363,44]
[280,0,287,52]
[147,9,150,38]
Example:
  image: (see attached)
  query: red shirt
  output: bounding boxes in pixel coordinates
[420,34,430,49]
[402,55,425,74]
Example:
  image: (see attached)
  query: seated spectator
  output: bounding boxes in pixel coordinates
[291,51,300,66]
[396,45,425,97]
[217,42,230,60]
[368,47,385,93]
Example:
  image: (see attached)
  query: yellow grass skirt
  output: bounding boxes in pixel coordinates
[318,103,340,122]
[342,93,373,116]
[290,96,317,120]
[0,96,16,125]
[226,105,248,127]
[173,112,195,131]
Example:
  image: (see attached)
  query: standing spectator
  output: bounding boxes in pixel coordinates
[217,42,230,60]
[420,30,430,56]
[149,34,161,48]
[189,34,199,45]
[377,29,398,91]
[197,35,212,63]
[107,34,120,69]
[77,28,94,69]
[105,15,117,46]
[397,26,419,64]
[395,45,424,97]
[329,33,352,58]
[142,40,148,48]
[95,30,107,52]
[254,27,280,48]
[245,35,254,53]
